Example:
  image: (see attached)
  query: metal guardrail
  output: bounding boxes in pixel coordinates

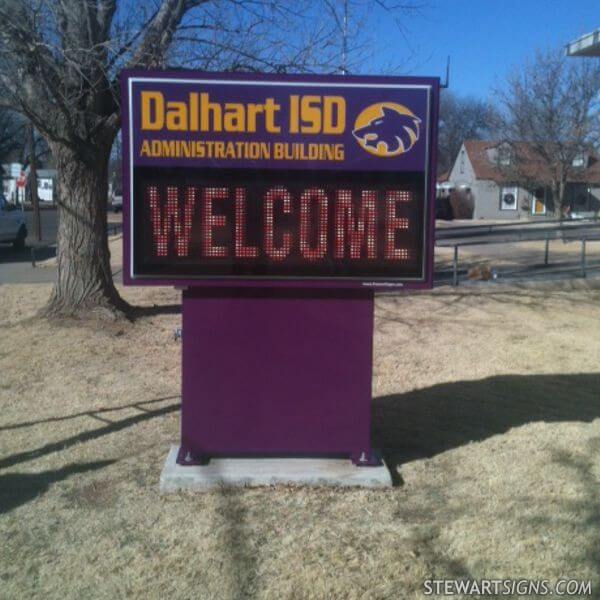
[436,217,600,240]
[436,222,600,286]
[437,228,600,247]
[445,233,600,286]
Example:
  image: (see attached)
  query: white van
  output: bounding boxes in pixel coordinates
[0,193,27,248]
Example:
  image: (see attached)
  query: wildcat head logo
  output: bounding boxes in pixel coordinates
[352,103,421,157]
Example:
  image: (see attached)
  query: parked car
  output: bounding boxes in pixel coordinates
[111,187,123,212]
[0,193,27,249]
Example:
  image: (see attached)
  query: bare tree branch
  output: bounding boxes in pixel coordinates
[496,48,600,212]
[0,0,425,316]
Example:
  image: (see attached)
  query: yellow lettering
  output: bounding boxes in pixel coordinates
[141,91,164,130]
[300,96,321,134]
[264,98,281,133]
[323,96,345,134]
[189,93,199,131]
[200,93,222,132]
[246,104,263,133]
[214,141,225,158]
[224,104,245,132]
[140,139,151,156]
[165,101,188,131]
[289,95,299,133]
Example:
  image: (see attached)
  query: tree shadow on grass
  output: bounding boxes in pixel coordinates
[0,460,115,515]
[373,373,600,482]
[0,395,180,432]
[546,438,600,580]
[213,485,259,600]
[129,304,181,319]
[0,400,179,470]
[376,375,600,584]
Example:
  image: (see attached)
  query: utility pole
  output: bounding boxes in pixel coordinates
[341,0,348,75]
[27,122,41,242]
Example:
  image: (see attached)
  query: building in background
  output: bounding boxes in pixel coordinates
[36,169,56,203]
[446,140,600,220]
[1,163,57,205]
[566,28,600,57]
[1,163,24,203]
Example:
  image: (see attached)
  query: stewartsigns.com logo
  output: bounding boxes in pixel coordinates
[352,103,421,157]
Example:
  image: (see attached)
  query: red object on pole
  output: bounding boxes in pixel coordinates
[16,172,27,188]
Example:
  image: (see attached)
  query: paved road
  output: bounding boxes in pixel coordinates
[23,208,60,245]
[20,208,122,245]
[0,209,122,285]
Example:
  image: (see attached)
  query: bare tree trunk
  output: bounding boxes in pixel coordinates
[559,178,567,216]
[552,180,562,219]
[553,178,568,219]
[44,144,128,319]
[27,122,41,241]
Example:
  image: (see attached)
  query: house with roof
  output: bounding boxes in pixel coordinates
[446,140,600,220]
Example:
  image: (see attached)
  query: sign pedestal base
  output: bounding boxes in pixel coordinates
[163,446,391,491]
[178,288,379,466]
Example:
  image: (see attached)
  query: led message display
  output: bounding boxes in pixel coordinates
[122,71,438,285]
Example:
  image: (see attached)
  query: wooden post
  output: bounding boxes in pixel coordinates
[27,122,41,242]
[544,236,549,266]
[453,245,459,286]
[581,238,587,278]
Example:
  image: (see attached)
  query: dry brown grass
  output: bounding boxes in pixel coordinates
[0,277,599,599]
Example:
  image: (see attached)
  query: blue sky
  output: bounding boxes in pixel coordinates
[369,0,599,100]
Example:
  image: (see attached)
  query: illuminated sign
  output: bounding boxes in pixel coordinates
[122,71,438,286]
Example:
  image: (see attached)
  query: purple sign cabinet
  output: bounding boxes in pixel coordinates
[121,70,439,466]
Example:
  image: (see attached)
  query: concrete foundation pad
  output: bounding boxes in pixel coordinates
[160,446,392,491]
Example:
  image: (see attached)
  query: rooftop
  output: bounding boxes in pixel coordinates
[566,28,600,57]
[462,140,600,185]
